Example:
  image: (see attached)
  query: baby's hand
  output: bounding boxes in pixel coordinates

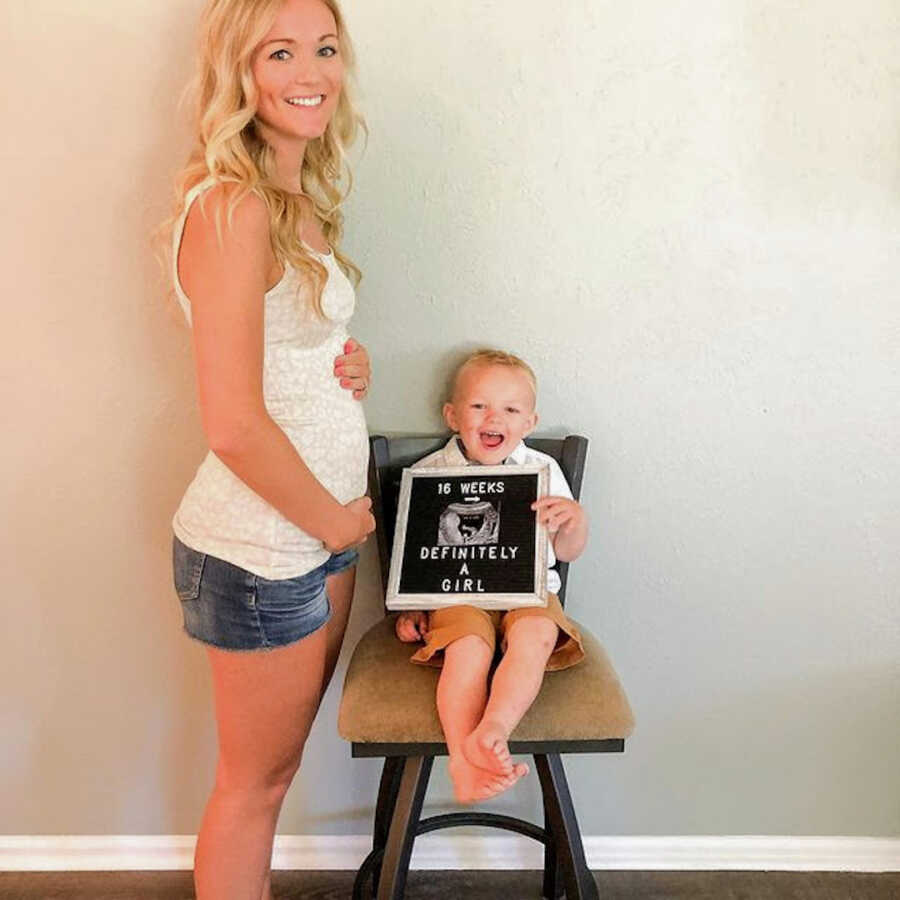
[395,611,428,643]
[531,496,586,535]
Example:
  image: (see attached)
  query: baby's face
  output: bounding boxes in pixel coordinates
[443,363,538,465]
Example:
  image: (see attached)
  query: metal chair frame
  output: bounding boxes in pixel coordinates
[349,434,624,900]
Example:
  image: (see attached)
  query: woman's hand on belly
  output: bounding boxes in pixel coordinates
[325,496,376,552]
[334,337,370,400]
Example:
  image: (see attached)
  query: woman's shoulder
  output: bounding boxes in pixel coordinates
[185,180,271,246]
[179,180,276,301]
[184,182,271,255]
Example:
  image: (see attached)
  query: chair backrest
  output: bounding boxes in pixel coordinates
[367,434,589,609]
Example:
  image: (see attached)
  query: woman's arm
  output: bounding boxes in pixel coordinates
[180,185,373,551]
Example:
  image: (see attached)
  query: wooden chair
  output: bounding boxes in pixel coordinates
[338,435,634,900]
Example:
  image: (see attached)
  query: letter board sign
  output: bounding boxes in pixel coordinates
[386,464,550,610]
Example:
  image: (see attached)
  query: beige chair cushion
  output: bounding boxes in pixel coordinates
[339,617,635,745]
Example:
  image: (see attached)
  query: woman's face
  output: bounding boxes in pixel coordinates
[251,0,344,147]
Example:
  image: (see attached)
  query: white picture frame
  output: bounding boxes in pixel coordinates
[385,464,550,610]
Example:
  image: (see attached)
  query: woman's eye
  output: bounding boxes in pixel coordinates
[318,45,338,57]
[270,48,291,61]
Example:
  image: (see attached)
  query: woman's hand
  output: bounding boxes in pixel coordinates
[325,496,375,553]
[334,338,370,400]
[395,611,428,643]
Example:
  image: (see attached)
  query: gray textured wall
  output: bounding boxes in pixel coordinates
[2,0,898,837]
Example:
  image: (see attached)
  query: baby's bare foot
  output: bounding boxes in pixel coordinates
[463,719,514,776]
[448,755,523,805]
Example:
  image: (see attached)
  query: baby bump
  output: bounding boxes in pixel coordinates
[283,399,369,504]
[263,332,369,501]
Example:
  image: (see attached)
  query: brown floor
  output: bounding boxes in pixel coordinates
[0,870,898,899]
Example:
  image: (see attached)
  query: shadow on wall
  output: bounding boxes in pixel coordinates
[132,0,218,832]
[348,56,562,432]
[3,0,215,835]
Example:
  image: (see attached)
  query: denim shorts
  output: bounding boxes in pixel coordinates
[172,536,359,651]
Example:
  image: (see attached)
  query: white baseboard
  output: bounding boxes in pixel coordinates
[1,835,897,873]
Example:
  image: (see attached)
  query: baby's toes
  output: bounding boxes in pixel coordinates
[491,743,512,770]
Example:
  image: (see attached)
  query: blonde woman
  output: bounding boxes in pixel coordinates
[165,0,374,895]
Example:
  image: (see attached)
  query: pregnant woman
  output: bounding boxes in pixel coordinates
[163,0,373,895]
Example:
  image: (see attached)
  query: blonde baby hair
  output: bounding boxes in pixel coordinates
[450,349,538,404]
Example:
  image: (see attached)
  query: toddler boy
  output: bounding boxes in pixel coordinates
[396,349,588,803]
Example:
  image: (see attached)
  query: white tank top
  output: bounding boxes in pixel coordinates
[171,178,369,579]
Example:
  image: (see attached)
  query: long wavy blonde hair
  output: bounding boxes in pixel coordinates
[161,0,365,315]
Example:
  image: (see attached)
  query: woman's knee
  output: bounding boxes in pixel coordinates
[213,753,302,808]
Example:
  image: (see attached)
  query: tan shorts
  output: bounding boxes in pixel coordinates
[409,594,584,672]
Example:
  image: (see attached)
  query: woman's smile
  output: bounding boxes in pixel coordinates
[286,94,325,107]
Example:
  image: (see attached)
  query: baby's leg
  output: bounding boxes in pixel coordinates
[463,616,559,777]
[438,635,522,803]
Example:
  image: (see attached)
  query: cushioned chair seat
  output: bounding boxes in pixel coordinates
[339,617,634,746]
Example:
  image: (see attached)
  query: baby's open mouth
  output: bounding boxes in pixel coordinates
[480,431,504,449]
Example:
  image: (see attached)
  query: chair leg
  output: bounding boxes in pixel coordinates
[540,769,565,900]
[535,754,599,900]
[371,757,405,895]
[376,756,434,900]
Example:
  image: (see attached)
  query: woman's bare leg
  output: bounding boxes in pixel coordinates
[463,617,558,776]
[320,565,357,698]
[253,566,357,898]
[193,626,328,900]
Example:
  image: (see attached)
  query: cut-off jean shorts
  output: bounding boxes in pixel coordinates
[172,535,359,651]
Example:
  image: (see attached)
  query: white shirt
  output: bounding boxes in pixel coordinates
[412,436,574,594]
[171,178,369,578]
